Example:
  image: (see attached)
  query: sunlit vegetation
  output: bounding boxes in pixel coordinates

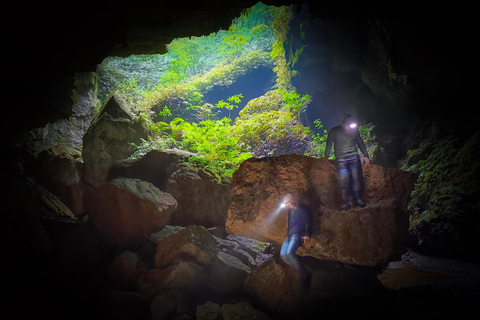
[99,2,329,179]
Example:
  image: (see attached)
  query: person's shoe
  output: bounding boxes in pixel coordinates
[355,198,366,208]
[340,203,350,211]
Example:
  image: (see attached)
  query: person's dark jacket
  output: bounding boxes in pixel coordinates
[324,125,368,160]
[287,204,312,238]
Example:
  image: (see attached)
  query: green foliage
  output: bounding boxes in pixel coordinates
[104,2,316,179]
[358,123,375,142]
[158,106,172,118]
[305,119,328,157]
[233,108,309,157]
[270,5,294,90]
[281,90,311,116]
[216,94,244,119]
[179,117,252,178]
[140,50,272,114]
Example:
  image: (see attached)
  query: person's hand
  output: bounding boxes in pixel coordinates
[364,157,370,165]
[302,237,310,245]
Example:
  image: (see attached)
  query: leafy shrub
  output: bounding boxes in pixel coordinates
[305,119,328,157]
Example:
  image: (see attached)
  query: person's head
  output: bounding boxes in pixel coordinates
[341,113,358,132]
[281,193,298,209]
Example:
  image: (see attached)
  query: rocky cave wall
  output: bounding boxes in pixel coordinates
[4,2,478,319]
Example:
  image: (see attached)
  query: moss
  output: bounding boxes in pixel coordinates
[407,131,480,230]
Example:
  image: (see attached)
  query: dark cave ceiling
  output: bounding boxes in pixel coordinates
[5,1,472,140]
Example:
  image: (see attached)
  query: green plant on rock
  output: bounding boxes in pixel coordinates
[271,5,295,90]
[233,108,309,157]
[281,90,311,118]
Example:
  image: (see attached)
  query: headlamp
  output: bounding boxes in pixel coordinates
[349,122,357,129]
[281,193,293,208]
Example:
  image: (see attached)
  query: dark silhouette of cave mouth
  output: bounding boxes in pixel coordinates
[202,66,276,120]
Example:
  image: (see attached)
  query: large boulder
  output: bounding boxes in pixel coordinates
[83,177,177,243]
[82,92,147,187]
[109,150,231,227]
[165,166,230,227]
[226,154,417,267]
[226,154,340,244]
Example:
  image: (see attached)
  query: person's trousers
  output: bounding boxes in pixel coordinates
[336,155,365,205]
[280,234,307,279]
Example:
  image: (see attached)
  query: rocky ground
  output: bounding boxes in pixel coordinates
[5,93,477,320]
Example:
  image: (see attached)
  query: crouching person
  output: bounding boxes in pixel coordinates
[279,193,312,290]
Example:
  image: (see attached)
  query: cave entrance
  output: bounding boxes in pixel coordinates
[202,66,275,120]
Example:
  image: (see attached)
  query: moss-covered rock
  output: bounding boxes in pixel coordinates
[406,131,480,259]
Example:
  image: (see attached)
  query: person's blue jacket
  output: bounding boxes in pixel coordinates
[287,204,312,238]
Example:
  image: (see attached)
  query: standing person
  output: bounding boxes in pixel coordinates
[324,113,370,210]
[279,193,312,289]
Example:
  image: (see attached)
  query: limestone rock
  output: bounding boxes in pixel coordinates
[36,149,85,216]
[83,177,176,243]
[144,225,251,296]
[82,92,147,187]
[108,149,192,189]
[215,234,273,268]
[154,225,218,269]
[165,166,230,227]
[6,160,75,219]
[226,154,340,244]
[149,225,273,269]
[109,150,231,227]
[298,200,408,267]
[226,154,416,267]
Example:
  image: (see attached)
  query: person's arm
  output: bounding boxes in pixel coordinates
[355,132,370,164]
[302,207,313,244]
[324,129,333,158]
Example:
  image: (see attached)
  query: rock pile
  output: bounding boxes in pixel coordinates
[7,102,417,319]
